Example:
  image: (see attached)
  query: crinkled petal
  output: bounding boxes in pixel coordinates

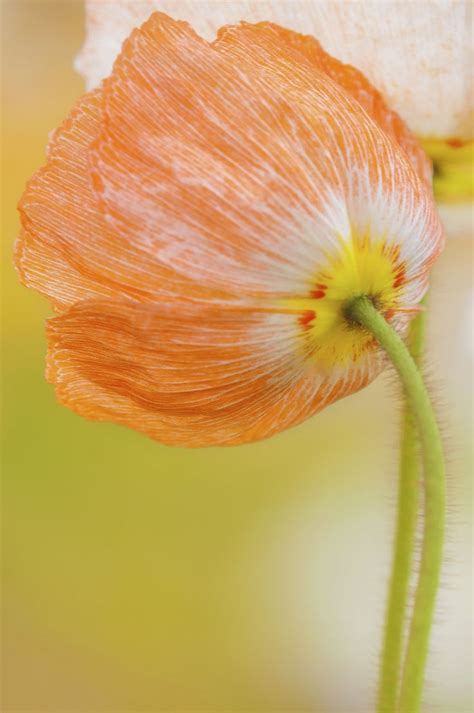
[16,89,232,311]
[214,21,431,184]
[76,0,473,139]
[46,298,376,446]
[92,12,443,301]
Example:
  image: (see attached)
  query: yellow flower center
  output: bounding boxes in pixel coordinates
[284,235,406,370]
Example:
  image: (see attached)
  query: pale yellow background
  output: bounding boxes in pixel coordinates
[2,2,472,711]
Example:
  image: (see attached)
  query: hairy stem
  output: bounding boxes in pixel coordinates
[345,296,445,713]
[377,307,426,713]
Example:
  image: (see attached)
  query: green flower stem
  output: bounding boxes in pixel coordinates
[377,306,426,713]
[345,296,445,713]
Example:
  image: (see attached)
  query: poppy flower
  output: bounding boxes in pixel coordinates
[16,13,444,446]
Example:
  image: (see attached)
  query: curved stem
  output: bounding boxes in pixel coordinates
[346,296,445,713]
[377,307,426,713]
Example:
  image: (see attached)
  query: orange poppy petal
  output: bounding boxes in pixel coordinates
[211,20,444,287]
[92,12,439,299]
[46,298,375,446]
[16,89,229,311]
[214,21,432,185]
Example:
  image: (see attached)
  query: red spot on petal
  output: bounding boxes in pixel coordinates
[310,289,326,299]
[393,267,405,289]
[299,310,316,328]
[446,137,465,149]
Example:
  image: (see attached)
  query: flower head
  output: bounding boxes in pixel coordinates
[16,14,444,446]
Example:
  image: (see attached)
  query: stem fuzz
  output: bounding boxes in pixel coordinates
[346,295,445,713]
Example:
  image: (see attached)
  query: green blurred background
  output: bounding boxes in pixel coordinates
[2,2,472,711]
